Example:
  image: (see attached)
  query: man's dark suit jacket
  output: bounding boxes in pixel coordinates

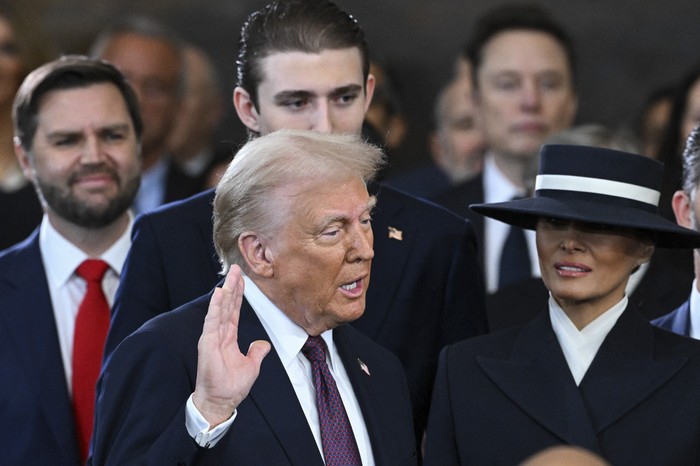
[653,299,692,336]
[434,174,485,262]
[106,183,487,439]
[91,293,417,465]
[0,231,82,466]
[423,306,700,465]
[435,174,694,329]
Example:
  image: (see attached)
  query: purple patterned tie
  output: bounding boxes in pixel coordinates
[302,335,362,466]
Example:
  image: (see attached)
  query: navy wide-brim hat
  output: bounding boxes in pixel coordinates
[470,144,700,249]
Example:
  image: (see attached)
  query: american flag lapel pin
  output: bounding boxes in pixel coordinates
[388,226,403,241]
[358,358,371,376]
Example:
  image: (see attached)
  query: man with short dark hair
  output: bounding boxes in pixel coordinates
[436,4,578,297]
[0,55,142,465]
[105,0,487,445]
[91,130,417,465]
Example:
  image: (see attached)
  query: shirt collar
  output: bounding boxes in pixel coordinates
[690,279,700,338]
[39,212,134,289]
[243,274,336,370]
[549,294,627,385]
[549,293,627,338]
[483,152,523,203]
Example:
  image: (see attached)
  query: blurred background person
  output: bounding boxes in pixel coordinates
[0,3,54,250]
[166,43,232,191]
[387,57,485,199]
[91,16,202,214]
[429,70,486,184]
[636,84,675,160]
[435,3,578,296]
[364,59,408,179]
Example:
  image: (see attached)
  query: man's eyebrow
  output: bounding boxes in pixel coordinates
[273,90,314,103]
[46,123,131,139]
[329,84,363,97]
[98,123,131,133]
[316,196,377,230]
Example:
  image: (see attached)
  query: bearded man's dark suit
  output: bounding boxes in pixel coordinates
[105,183,487,440]
[423,305,700,466]
[0,231,82,466]
[91,292,417,465]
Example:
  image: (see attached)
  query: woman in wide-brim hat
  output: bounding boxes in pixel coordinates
[423,144,700,466]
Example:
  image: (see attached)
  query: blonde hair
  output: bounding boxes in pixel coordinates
[213,130,384,273]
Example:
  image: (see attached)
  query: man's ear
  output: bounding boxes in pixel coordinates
[239,232,274,278]
[233,87,262,133]
[363,73,376,112]
[672,190,693,229]
[14,137,35,182]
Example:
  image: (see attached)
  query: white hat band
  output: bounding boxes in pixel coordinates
[535,174,660,207]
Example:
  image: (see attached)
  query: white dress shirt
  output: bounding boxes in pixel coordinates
[482,154,540,293]
[689,279,700,339]
[132,155,168,214]
[180,147,215,177]
[39,213,133,391]
[186,275,375,465]
[549,294,627,385]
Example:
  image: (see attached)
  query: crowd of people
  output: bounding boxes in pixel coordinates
[3,1,700,465]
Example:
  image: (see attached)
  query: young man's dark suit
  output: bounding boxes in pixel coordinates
[434,174,485,267]
[0,231,82,466]
[106,182,487,439]
[424,305,700,465]
[92,292,417,465]
[653,300,692,336]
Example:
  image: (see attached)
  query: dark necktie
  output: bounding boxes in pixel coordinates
[498,223,532,289]
[301,335,362,466]
[72,259,110,463]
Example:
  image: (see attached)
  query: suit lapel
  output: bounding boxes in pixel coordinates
[670,300,691,336]
[334,325,394,466]
[476,313,601,453]
[0,232,80,464]
[579,308,687,433]
[195,190,221,276]
[466,176,485,270]
[358,182,416,339]
[238,301,324,466]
